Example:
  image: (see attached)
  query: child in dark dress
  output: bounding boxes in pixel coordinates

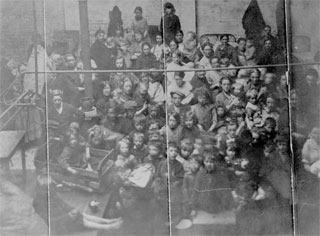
[192,153,233,214]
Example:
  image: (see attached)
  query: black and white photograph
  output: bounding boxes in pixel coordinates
[0,0,319,235]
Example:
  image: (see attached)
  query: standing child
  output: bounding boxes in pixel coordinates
[151,33,168,62]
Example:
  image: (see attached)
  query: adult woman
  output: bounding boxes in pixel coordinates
[214,34,237,66]
[199,42,214,69]
[95,81,113,116]
[182,31,198,62]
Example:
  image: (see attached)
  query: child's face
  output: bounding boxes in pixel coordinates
[174,76,184,87]
[120,143,129,155]
[126,109,135,119]
[237,116,244,124]
[233,86,242,96]
[217,107,225,117]
[168,115,178,129]
[227,124,237,138]
[69,136,78,148]
[194,139,203,151]
[120,45,128,52]
[204,157,215,172]
[238,40,246,51]
[248,95,257,104]
[264,73,274,84]
[211,58,220,68]
[142,45,150,55]
[280,75,287,87]
[306,75,315,87]
[103,84,111,96]
[133,137,144,149]
[221,79,231,93]
[197,95,207,105]
[167,146,178,161]
[107,109,116,121]
[106,38,116,48]
[277,141,288,153]
[134,33,143,42]
[246,40,253,47]
[196,69,205,78]
[226,148,236,159]
[149,107,158,117]
[123,81,133,94]
[156,35,163,44]
[175,32,183,43]
[116,59,124,69]
[96,32,105,42]
[169,42,178,51]
[190,158,200,173]
[185,118,194,129]
[165,7,172,14]
[172,53,181,64]
[180,146,192,159]
[250,73,260,84]
[264,123,274,133]
[149,145,160,157]
[135,122,145,132]
[266,97,275,110]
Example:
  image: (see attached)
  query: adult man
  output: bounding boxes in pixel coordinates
[48,90,83,131]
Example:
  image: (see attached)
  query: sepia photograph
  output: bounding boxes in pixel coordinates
[0,0,319,235]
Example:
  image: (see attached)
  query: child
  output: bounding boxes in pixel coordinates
[167,111,183,143]
[245,89,260,129]
[216,105,227,129]
[192,153,233,214]
[151,33,168,62]
[118,41,132,68]
[115,139,137,170]
[148,70,165,104]
[57,133,86,174]
[131,132,148,163]
[217,121,238,154]
[180,110,201,142]
[128,114,148,142]
[244,38,257,66]
[191,87,217,132]
[260,117,277,143]
[144,141,164,170]
[157,142,184,225]
[147,103,165,128]
[136,42,158,70]
[166,50,184,86]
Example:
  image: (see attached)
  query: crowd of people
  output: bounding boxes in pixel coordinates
[1,2,319,236]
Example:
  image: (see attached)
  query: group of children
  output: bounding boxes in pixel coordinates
[30,3,320,235]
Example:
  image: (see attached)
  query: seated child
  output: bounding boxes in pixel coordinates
[57,133,86,174]
[192,152,233,214]
[180,110,201,142]
[131,132,148,164]
[114,139,137,170]
[191,87,217,132]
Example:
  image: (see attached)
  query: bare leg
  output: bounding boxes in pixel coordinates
[82,217,123,230]
[82,212,122,224]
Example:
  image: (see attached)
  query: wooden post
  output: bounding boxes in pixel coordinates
[78,0,92,98]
